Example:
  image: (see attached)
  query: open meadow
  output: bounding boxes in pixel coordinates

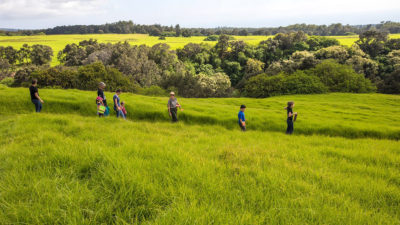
[1,34,400,66]
[0,85,399,224]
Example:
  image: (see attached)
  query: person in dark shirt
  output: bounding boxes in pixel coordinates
[285,101,297,135]
[97,82,107,106]
[238,105,246,131]
[113,89,125,119]
[29,79,44,112]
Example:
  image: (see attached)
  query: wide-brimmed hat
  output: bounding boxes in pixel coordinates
[170,92,175,95]
[96,96,103,101]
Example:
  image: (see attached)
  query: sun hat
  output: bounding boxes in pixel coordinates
[170,92,175,95]
[96,96,103,101]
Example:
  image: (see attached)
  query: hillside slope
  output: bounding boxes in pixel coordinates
[0,86,399,224]
[1,86,399,140]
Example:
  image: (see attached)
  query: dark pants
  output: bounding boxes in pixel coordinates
[32,99,42,112]
[286,119,294,134]
[170,107,178,122]
[239,123,246,132]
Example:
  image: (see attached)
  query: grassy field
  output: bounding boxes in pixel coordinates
[0,85,399,224]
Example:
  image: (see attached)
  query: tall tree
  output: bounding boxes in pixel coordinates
[356,31,388,58]
[175,24,181,37]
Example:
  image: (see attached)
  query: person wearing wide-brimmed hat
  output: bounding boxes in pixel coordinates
[97,82,107,106]
[167,92,182,122]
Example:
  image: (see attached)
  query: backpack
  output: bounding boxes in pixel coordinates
[104,106,110,116]
[98,105,106,114]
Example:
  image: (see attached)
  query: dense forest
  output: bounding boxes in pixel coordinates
[1,31,399,97]
[2,21,400,37]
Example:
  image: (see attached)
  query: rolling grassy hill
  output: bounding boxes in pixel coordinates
[1,34,399,66]
[0,85,399,224]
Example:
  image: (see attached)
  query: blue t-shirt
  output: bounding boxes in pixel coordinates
[113,94,120,110]
[238,111,245,124]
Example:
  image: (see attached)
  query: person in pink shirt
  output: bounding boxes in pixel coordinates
[121,101,127,118]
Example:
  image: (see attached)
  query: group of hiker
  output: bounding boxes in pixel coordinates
[29,80,298,134]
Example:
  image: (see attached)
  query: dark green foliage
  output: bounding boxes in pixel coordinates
[307,36,340,51]
[238,29,248,36]
[0,58,11,79]
[223,61,242,86]
[15,62,138,92]
[378,69,400,94]
[356,31,388,58]
[8,27,400,97]
[0,44,53,66]
[13,65,42,86]
[175,24,181,37]
[15,20,399,36]
[31,66,78,89]
[204,35,219,41]
[245,72,327,97]
[385,38,400,51]
[182,29,192,37]
[30,45,53,65]
[306,60,376,93]
[76,62,137,92]
[0,46,18,65]
[0,77,14,87]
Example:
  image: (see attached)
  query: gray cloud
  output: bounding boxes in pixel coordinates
[0,0,108,20]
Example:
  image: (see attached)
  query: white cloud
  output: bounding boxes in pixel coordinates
[0,0,108,20]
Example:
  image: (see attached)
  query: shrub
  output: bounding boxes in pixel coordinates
[244,72,327,98]
[13,65,42,87]
[0,77,14,87]
[378,69,400,94]
[315,46,349,63]
[306,60,376,93]
[244,73,283,97]
[193,72,231,97]
[204,35,219,41]
[77,62,138,92]
[307,36,340,51]
[31,66,78,89]
[282,71,328,94]
[30,44,53,65]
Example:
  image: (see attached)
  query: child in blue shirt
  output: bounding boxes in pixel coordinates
[238,105,246,132]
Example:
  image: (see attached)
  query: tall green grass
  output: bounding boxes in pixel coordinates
[0,113,399,224]
[0,87,399,224]
[1,86,399,140]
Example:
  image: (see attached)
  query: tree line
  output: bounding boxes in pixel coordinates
[2,21,400,37]
[1,31,399,96]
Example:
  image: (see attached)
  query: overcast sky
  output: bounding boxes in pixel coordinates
[0,0,399,29]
